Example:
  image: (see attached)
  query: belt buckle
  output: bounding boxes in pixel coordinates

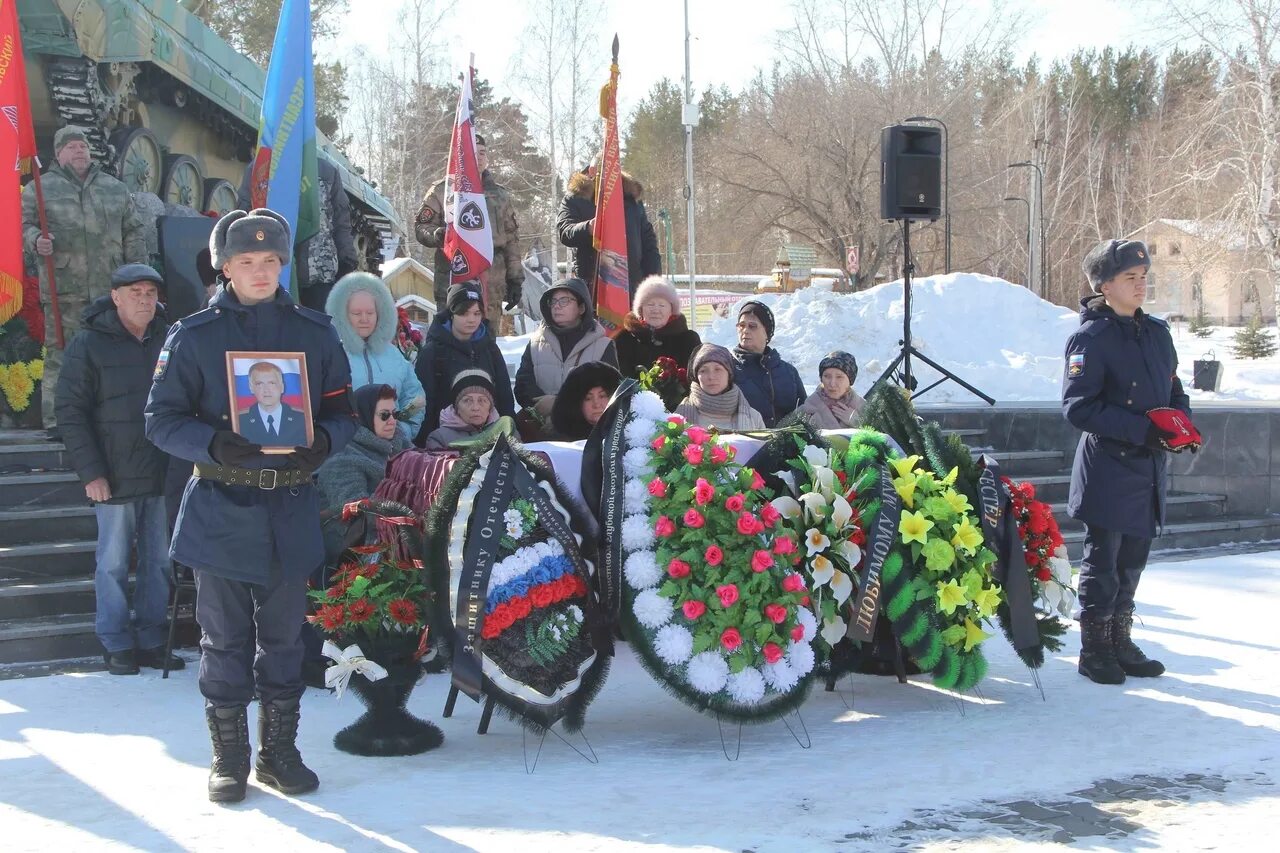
[258,468,279,490]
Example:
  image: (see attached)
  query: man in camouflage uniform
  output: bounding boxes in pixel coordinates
[414,134,523,331]
[22,126,147,428]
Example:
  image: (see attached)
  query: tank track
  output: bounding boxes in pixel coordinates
[46,57,115,169]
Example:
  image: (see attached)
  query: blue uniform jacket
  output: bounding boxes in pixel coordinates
[731,346,807,427]
[145,286,356,583]
[1063,296,1190,538]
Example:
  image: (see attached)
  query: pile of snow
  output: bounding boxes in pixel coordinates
[702,273,1078,403]
[1167,322,1280,403]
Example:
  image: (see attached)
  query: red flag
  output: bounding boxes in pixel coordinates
[0,0,39,326]
[592,36,628,332]
[442,59,492,287]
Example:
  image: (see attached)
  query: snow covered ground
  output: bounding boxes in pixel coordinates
[496,274,1280,404]
[1,550,1277,851]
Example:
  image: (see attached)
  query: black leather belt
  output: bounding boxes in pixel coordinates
[194,463,312,490]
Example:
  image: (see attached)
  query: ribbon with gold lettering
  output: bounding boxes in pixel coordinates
[847,463,900,644]
[976,455,1039,651]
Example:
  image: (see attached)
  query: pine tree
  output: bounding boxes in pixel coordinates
[1232,308,1278,359]
[1188,303,1213,338]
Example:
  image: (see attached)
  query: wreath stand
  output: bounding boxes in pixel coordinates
[714,708,812,762]
[442,684,497,735]
[442,683,599,772]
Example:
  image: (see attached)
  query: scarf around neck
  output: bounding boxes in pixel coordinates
[689,382,747,418]
[818,388,860,424]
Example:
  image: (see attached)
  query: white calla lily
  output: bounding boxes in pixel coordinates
[802,444,830,469]
[832,494,853,529]
[837,540,863,570]
[804,527,831,557]
[820,614,848,646]
[829,570,854,605]
[812,466,836,500]
[799,492,829,521]
[809,553,836,585]
[771,496,803,519]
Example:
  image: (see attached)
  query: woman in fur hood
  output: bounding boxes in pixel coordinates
[557,167,662,296]
[326,272,426,440]
[614,275,701,408]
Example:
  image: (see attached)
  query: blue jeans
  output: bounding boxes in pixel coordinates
[94,497,172,653]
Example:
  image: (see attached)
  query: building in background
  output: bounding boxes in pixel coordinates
[1127,219,1276,325]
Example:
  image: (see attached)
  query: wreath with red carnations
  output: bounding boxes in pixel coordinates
[999,477,1075,665]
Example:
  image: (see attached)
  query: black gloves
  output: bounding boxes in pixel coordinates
[1143,423,1173,451]
[287,429,331,475]
[209,431,262,467]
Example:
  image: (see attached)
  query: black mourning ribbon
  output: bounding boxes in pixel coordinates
[580,378,639,622]
[847,463,901,644]
[976,454,1040,651]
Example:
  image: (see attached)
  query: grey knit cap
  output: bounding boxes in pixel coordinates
[688,343,735,385]
[818,351,858,385]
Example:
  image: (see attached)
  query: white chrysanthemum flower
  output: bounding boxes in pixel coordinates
[726,667,767,704]
[631,391,667,421]
[624,478,650,514]
[762,658,800,691]
[626,416,660,448]
[685,651,730,694]
[787,639,816,675]
[633,588,673,628]
[621,514,656,551]
[623,446,652,477]
[796,607,818,643]
[623,549,661,590]
[653,624,694,665]
[568,604,583,622]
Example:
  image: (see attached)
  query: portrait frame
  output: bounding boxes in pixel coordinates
[225,351,314,454]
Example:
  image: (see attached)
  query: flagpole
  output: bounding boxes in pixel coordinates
[30,160,64,348]
[682,0,698,327]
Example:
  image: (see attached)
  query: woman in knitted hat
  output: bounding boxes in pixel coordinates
[798,351,866,428]
[675,343,766,431]
[414,282,515,443]
[424,369,500,449]
[551,361,623,440]
[326,272,426,440]
[614,275,702,407]
[730,300,806,426]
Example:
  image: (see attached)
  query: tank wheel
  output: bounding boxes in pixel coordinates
[202,179,239,215]
[111,127,162,195]
[161,155,204,209]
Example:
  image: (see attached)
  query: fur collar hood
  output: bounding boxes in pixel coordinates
[567,170,644,201]
[326,272,398,354]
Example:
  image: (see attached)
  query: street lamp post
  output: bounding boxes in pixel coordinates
[1004,196,1031,288]
[905,115,949,274]
[1008,161,1045,297]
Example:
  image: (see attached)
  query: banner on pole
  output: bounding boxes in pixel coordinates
[0,0,39,325]
[592,36,629,332]
[442,60,493,286]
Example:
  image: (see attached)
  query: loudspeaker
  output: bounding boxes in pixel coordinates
[880,125,942,221]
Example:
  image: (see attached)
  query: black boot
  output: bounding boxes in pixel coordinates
[1078,613,1126,685]
[103,649,140,676]
[255,696,319,795]
[1113,608,1165,677]
[206,705,250,803]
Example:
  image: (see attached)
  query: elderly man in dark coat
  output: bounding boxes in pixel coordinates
[1063,238,1193,686]
[146,209,356,803]
[56,263,180,675]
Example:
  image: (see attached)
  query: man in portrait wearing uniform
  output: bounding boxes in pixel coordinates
[146,209,356,803]
[237,361,308,447]
[413,133,524,330]
[1063,239,1197,685]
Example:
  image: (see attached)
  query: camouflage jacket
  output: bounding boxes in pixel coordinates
[21,163,147,303]
[414,172,522,305]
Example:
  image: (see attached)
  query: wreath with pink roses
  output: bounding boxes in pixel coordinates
[618,396,818,722]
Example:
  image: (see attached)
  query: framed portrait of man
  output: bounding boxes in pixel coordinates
[226,352,314,453]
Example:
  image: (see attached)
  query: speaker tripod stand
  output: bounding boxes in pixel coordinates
[868,219,995,405]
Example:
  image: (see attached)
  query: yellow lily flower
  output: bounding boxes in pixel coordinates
[899,510,933,546]
[973,584,1003,618]
[889,454,922,479]
[942,489,972,515]
[892,475,917,509]
[941,466,959,486]
[950,517,984,556]
[936,578,968,615]
[962,617,990,652]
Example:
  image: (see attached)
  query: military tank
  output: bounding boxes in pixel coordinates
[17,0,400,268]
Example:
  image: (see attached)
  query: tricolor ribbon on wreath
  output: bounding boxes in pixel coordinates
[321,641,388,700]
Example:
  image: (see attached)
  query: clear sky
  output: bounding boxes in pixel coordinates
[323,0,1150,121]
